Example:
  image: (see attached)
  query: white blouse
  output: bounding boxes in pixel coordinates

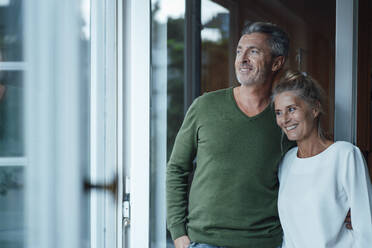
[278,141,372,248]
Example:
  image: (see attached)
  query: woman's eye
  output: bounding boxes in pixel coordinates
[250,49,258,54]
[288,107,296,112]
[275,111,281,116]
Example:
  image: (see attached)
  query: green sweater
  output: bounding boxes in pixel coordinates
[166,87,292,248]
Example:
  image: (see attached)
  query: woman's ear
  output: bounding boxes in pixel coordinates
[312,101,321,118]
[312,108,320,118]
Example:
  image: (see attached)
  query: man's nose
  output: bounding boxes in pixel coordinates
[240,50,250,63]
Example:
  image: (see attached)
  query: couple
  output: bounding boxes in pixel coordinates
[166,22,372,248]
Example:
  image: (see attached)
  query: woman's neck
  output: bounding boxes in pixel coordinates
[297,132,333,158]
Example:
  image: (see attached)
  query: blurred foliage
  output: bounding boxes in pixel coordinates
[0,167,23,196]
[152,1,230,159]
[166,17,185,160]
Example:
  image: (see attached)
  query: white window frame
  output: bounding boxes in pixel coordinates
[25,0,81,247]
[122,0,151,247]
[334,0,359,143]
[25,0,121,247]
[90,0,119,248]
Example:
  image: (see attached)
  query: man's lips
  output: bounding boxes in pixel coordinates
[239,65,253,72]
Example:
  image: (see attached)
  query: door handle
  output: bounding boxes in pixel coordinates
[83,174,118,197]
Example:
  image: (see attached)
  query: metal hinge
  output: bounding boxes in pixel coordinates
[123,176,130,228]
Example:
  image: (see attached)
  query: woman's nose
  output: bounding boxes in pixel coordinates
[283,112,290,123]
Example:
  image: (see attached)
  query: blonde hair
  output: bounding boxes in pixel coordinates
[272,70,327,138]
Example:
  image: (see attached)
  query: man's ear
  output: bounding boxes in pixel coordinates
[272,56,285,72]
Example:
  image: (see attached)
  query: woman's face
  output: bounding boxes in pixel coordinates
[274,91,319,142]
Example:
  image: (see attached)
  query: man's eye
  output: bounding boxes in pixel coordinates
[288,107,296,112]
[236,50,241,54]
[275,111,281,116]
[250,49,259,54]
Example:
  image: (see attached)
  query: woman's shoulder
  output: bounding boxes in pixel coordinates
[332,140,355,149]
[280,146,298,167]
[329,141,360,155]
[278,146,298,180]
[283,146,298,160]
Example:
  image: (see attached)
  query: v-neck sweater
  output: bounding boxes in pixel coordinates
[167,87,293,248]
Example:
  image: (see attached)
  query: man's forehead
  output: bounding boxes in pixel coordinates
[238,32,269,45]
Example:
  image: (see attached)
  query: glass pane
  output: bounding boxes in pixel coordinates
[201,0,230,93]
[0,0,23,61]
[151,0,185,247]
[0,166,24,248]
[0,71,23,157]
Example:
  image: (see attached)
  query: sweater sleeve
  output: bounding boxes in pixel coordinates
[343,146,372,247]
[166,98,199,240]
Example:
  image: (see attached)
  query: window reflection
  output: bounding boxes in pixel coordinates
[201,0,230,93]
[151,0,185,247]
[152,0,186,159]
[0,166,24,248]
[0,72,23,157]
[0,0,23,61]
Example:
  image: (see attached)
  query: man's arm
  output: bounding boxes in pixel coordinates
[166,99,199,241]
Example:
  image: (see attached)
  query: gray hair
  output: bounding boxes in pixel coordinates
[241,22,289,58]
[272,70,327,138]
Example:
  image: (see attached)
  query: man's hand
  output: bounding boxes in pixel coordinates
[345,209,353,230]
[174,235,191,248]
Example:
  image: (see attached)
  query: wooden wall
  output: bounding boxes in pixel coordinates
[357,0,372,180]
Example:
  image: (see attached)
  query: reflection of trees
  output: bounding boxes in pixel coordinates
[0,73,24,157]
[203,13,229,40]
[166,17,185,160]
[0,167,22,196]
[164,13,229,156]
[201,12,229,93]
[201,38,229,93]
[0,0,23,60]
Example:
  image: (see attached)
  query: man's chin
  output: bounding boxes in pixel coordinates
[238,80,261,86]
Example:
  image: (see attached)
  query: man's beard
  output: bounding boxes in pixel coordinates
[236,66,270,86]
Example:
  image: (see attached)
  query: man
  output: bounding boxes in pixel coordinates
[166,22,291,248]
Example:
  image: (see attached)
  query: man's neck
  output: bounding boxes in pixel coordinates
[233,83,272,117]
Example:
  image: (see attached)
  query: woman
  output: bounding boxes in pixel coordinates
[272,70,372,248]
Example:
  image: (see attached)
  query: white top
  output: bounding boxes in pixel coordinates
[278,141,372,248]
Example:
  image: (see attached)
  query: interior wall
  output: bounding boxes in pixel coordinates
[357,0,372,179]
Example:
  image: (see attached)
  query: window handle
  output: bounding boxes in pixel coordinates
[83,174,118,198]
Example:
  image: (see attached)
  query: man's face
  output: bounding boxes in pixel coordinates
[235,32,274,86]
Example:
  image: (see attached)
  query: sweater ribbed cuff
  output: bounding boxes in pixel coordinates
[169,223,187,240]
